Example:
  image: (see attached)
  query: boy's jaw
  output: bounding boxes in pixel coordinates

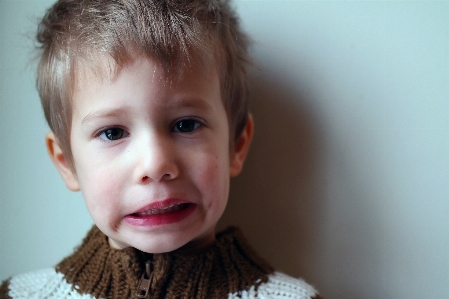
[177,229,216,254]
[108,220,217,254]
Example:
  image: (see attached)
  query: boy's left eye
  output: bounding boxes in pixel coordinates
[98,127,129,141]
[172,119,201,133]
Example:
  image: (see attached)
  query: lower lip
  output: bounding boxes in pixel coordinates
[123,204,196,227]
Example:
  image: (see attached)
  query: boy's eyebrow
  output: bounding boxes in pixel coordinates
[81,98,213,125]
[81,107,132,125]
[164,97,213,110]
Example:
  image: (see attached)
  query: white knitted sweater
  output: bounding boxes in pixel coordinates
[5,268,318,299]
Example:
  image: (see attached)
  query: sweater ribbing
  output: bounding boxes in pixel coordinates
[56,226,273,298]
[1,226,322,299]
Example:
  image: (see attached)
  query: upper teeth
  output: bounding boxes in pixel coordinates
[139,203,185,215]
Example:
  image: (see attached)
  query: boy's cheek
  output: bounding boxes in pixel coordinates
[199,157,230,212]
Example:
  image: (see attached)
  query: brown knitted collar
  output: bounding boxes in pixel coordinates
[56,226,274,299]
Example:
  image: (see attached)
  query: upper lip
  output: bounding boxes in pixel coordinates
[130,198,192,215]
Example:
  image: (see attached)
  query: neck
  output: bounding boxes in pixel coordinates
[177,230,216,254]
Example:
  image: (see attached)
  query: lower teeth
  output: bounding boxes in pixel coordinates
[138,203,188,216]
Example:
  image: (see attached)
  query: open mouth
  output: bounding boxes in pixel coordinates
[132,203,191,216]
[125,202,196,227]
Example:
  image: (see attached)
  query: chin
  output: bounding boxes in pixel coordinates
[129,234,192,254]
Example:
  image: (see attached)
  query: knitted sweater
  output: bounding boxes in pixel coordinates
[0,226,322,299]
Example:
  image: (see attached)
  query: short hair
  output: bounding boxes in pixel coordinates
[36,0,251,171]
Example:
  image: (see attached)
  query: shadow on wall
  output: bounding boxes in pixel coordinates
[218,73,327,286]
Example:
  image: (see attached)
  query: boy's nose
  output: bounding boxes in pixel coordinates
[133,134,180,183]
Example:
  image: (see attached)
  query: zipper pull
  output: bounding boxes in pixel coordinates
[136,260,153,298]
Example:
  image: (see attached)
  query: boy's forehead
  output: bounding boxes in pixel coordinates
[74,54,126,87]
[73,53,216,90]
[71,55,221,112]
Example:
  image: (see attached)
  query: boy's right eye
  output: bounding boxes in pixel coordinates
[98,128,128,141]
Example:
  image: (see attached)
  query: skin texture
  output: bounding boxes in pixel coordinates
[46,56,253,253]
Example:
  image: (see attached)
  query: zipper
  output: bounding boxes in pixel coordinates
[136,260,153,298]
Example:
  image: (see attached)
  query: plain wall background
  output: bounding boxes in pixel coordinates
[1,1,448,298]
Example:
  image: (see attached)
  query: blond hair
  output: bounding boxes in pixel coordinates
[36,0,251,170]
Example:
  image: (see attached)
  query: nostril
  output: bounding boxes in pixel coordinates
[162,173,171,179]
[140,173,173,183]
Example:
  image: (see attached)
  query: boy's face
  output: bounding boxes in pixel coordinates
[50,56,252,253]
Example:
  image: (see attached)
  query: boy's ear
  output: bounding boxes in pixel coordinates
[230,114,254,177]
[46,132,80,191]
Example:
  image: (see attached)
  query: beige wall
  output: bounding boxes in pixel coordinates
[1,1,449,298]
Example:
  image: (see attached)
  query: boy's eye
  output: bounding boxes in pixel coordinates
[172,119,201,133]
[99,128,128,141]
